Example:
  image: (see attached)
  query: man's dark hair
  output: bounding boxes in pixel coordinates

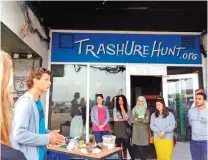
[196,92,207,100]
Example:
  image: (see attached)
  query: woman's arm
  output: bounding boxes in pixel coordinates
[132,108,139,124]
[150,114,160,133]
[103,107,110,126]
[162,113,175,133]
[90,106,99,126]
[142,110,150,124]
[113,107,119,121]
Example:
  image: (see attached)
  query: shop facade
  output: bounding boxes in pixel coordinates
[47,30,205,142]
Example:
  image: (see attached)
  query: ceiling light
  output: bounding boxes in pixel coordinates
[13,54,19,59]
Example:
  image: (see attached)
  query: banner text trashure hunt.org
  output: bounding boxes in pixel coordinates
[75,38,198,60]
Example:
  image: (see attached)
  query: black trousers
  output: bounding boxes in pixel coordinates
[115,137,134,159]
[133,145,148,160]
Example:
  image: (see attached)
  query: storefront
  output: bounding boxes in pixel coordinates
[47,30,205,143]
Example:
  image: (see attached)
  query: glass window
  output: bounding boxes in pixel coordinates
[48,64,126,137]
[49,64,87,137]
[89,65,126,132]
[167,66,203,88]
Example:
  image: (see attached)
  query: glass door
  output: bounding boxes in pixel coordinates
[162,73,199,141]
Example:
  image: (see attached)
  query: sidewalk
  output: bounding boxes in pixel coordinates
[172,142,192,160]
[130,141,192,160]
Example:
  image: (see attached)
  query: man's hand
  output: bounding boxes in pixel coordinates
[159,132,165,138]
[49,130,65,145]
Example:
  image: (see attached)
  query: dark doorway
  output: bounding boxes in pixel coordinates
[130,76,162,159]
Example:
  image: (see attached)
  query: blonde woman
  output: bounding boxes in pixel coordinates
[0,51,26,160]
[132,96,150,160]
[150,98,175,160]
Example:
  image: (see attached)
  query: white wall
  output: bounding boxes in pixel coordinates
[1,1,49,111]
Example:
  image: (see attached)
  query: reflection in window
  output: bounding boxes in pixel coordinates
[167,78,194,141]
[49,65,87,137]
[89,65,126,121]
[49,65,126,137]
[167,66,203,88]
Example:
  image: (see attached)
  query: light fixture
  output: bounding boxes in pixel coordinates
[13,54,19,59]
[200,29,207,58]
[27,54,32,58]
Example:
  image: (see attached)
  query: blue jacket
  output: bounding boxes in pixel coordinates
[11,92,50,160]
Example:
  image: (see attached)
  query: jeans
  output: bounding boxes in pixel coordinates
[93,131,108,143]
[190,139,207,160]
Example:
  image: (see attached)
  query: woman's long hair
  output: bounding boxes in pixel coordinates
[155,98,169,118]
[116,95,128,118]
[0,51,14,146]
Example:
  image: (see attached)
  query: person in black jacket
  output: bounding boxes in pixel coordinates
[0,52,26,160]
[1,144,26,160]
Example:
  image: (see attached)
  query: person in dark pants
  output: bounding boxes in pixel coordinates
[91,94,110,143]
[132,96,150,160]
[188,92,208,160]
[113,95,134,159]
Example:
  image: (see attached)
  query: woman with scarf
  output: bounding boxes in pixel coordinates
[132,96,150,160]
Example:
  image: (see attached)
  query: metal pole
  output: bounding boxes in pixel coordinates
[86,64,90,143]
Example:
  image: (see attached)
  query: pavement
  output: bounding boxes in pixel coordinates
[130,141,192,160]
[172,142,192,160]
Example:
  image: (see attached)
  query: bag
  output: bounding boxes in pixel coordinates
[125,122,132,137]
[120,108,132,138]
[149,129,154,144]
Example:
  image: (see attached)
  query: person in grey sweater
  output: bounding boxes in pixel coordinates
[150,98,175,160]
[188,92,207,160]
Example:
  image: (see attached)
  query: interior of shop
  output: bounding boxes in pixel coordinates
[131,76,162,108]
